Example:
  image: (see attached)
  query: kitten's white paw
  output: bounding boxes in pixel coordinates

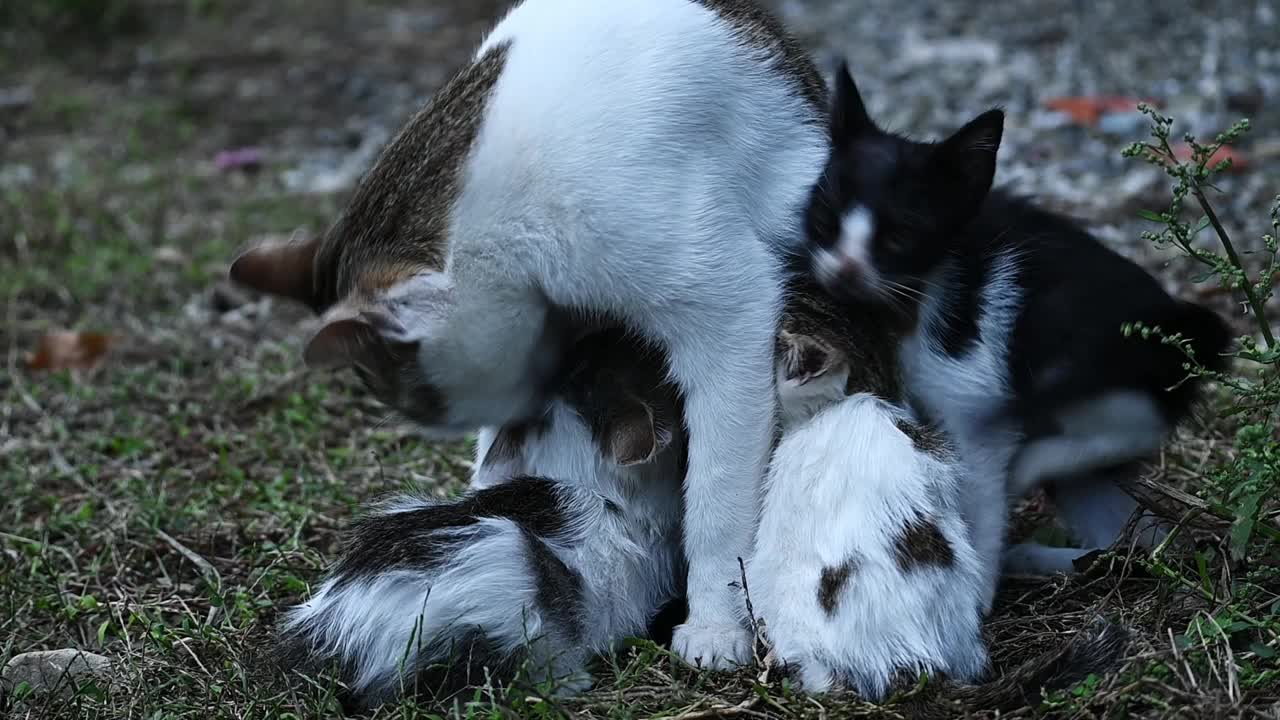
[793,656,837,694]
[672,623,751,670]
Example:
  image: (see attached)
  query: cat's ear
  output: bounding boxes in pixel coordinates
[830,60,875,145]
[229,237,322,312]
[780,331,839,385]
[303,312,413,372]
[606,393,676,466]
[932,108,1004,204]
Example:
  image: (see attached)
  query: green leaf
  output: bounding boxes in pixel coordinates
[97,618,111,646]
[1230,491,1265,562]
[1251,643,1277,659]
[1196,551,1213,597]
[1138,210,1165,223]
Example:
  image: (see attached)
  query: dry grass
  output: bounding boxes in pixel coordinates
[2,2,1278,718]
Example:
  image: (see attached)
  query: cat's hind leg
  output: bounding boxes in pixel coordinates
[1009,390,1167,497]
[1003,466,1165,576]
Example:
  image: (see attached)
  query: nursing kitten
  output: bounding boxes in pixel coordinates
[804,63,1232,578]
[747,280,989,698]
[278,330,686,707]
[231,0,828,666]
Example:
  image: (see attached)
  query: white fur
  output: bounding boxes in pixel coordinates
[283,390,687,702]
[839,206,875,263]
[371,0,827,666]
[286,516,578,700]
[901,251,1023,610]
[749,387,988,698]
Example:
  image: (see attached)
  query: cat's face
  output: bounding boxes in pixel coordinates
[225,45,521,435]
[806,63,1004,303]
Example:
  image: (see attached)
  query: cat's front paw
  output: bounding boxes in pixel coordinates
[547,670,594,698]
[672,623,751,670]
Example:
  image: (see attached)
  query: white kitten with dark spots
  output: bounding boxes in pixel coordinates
[747,282,989,699]
[278,330,687,707]
[804,63,1231,583]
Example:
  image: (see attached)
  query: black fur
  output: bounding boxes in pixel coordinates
[330,477,574,587]
[806,62,1232,434]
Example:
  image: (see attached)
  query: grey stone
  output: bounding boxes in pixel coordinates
[2,649,111,695]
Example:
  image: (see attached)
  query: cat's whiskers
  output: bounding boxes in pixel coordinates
[878,279,929,309]
[884,279,928,303]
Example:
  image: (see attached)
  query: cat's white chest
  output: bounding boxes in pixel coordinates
[901,255,1022,443]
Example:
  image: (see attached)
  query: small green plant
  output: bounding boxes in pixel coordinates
[1123,106,1280,555]
[1123,105,1280,695]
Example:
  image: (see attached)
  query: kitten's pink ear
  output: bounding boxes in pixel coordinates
[831,60,875,145]
[608,398,676,466]
[780,332,837,386]
[304,313,414,371]
[303,318,375,370]
[933,109,1004,200]
[229,238,322,312]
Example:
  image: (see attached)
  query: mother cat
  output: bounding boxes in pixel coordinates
[230,0,828,666]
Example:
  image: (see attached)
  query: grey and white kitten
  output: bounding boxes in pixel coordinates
[278,330,686,707]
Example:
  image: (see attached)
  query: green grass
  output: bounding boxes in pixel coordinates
[2,1,1278,718]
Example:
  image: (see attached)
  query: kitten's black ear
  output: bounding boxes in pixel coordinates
[607,394,676,466]
[830,60,875,146]
[932,109,1004,204]
[780,331,839,386]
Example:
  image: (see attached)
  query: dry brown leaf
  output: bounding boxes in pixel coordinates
[1044,95,1157,126]
[1171,142,1250,173]
[26,331,114,372]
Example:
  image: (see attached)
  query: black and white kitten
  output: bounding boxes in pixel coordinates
[804,63,1233,583]
[278,329,686,707]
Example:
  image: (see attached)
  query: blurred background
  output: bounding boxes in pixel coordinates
[1,1,1277,717]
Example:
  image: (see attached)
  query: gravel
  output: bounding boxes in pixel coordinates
[278,0,1276,316]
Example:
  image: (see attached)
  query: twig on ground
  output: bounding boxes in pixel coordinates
[156,529,221,590]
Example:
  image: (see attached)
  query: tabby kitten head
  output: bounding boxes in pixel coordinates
[225,45,551,435]
[806,62,1005,302]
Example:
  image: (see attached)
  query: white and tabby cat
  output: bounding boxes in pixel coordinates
[748,280,989,698]
[279,330,687,707]
[803,63,1232,583]
[232,0,830,666]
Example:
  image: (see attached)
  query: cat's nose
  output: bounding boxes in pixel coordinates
[812,247,867,293]
[831,258,865,286]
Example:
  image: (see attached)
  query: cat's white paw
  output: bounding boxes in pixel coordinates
[672,623,751,670]
[548,670,595,698]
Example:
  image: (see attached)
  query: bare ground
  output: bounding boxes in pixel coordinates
[2,1,1279,718]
